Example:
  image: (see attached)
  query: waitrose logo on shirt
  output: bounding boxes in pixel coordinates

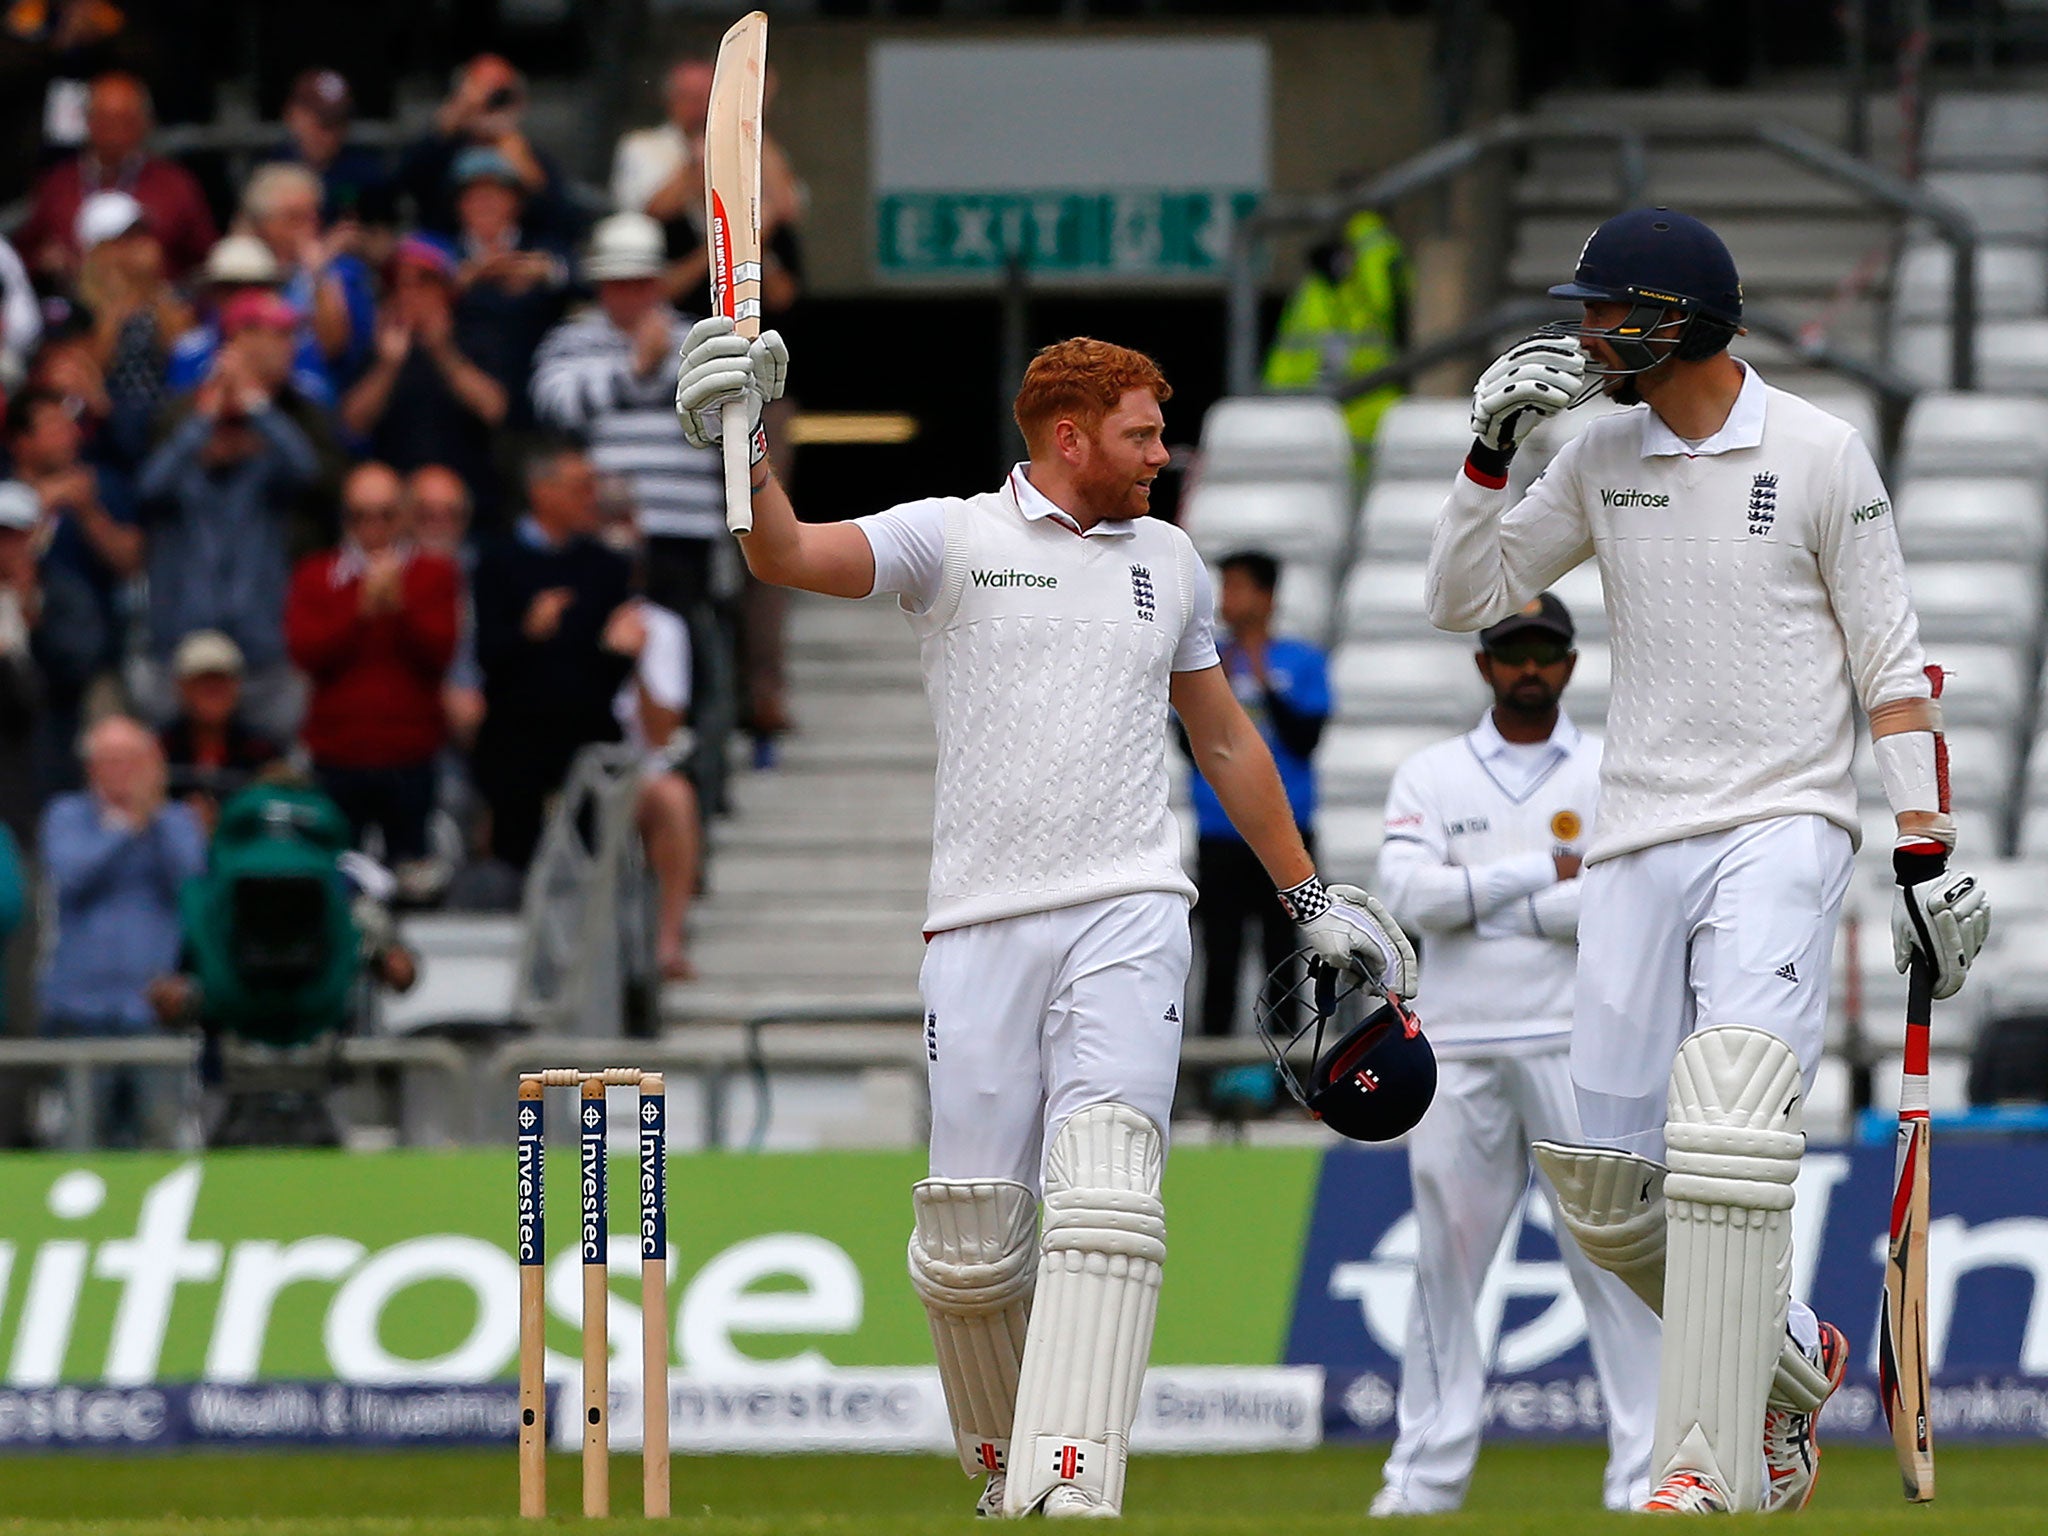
[1599,487,1671,508]
[970,569,1058,589]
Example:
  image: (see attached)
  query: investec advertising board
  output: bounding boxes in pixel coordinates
[1,1141,2045,1453]
[869,40,1267,284]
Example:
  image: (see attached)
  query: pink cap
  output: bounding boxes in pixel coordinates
[220,289,301,336]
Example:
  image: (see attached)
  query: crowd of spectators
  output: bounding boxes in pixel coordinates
[0,47,807,1138]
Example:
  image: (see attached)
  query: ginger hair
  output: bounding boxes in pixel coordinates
[1012,338,1172,452]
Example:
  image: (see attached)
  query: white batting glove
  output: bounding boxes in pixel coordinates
[1277,876,1419,998]
[1892,848,1989,1001]
[674,315,788,460]
[1471,333,1586,455]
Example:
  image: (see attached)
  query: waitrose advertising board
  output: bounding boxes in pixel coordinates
[2,1140,2047,1452]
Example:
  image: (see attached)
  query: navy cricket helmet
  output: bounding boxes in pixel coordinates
[1547,207,1743,376]
[1255,953,1436,1143]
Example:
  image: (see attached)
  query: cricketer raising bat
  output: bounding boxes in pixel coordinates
[1879,662,1945,1504]
[705,10,768,536]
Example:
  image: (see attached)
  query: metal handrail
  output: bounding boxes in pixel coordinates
[1226,114,1979,397]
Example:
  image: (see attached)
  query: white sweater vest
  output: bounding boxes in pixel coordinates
[906,486,1201,931]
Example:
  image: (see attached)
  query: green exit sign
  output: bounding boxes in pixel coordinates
[876,189,1260,281]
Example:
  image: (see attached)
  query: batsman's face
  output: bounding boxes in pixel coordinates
[1075,389,1171,522]
[1579,300,1683,401]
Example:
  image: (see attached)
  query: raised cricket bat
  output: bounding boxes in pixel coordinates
[1878,662,1945,1503]
[704,10,768,536]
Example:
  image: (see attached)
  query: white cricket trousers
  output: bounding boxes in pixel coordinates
[920,891,1191,1193]
[1571,813,1851,1358]
[1378,1049,1659,1514]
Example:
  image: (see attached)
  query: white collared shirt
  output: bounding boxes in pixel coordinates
[852,468,1218,929]
[1428,362,1929,862]
[856,464,1211,670]
[1377,710,1601,1052]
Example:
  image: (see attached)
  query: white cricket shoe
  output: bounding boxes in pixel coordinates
[1368,1487,1432,1516]
[1641,1469,1732,1513]
[975,1473,1006,1518]
[1043,1487,1117,1518]
[1763,1321,1849,1512]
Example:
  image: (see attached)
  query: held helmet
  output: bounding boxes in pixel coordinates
[1255,952,1437,1142]
[1547,207,1743,377]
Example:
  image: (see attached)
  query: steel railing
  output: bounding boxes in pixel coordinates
[1226,115,1980,398]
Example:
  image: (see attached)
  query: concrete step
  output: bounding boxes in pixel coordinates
[708,846,930,899]
[691,902,925,939]
[774,732,938,771]
[784,689,935,738]
[1532,90,1905,160]
[1516,145,1876,216]
[682,932,928,988]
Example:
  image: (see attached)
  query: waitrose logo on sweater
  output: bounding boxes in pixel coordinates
[1598,487,1671,509]
[970,569,1058,589]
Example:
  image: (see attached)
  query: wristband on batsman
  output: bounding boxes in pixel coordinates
[1275,874,1333,924]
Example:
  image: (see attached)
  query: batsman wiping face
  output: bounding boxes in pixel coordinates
[1428,207,1991,1513]
[677,326,1417,1518]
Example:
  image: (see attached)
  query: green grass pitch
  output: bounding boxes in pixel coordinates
[1,1444,2047,1533]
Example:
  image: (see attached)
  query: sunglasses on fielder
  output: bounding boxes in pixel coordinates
[1485,636,1572,668]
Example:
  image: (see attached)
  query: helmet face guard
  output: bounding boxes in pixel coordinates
[1254,949,1436,1143]
[1545,284,1740,383]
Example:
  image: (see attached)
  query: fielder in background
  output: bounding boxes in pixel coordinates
[1428,207,1991,1513]
[675,324,1416,1518]
[1372,592,1655,1514]
[1188,550,1331,1051]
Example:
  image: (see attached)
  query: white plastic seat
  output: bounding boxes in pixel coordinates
[1183,480,1347,565]
[1928,643,2027,729]
[1925,95,2048,169]
[1317,724,1458,809]
[1892,318,2048,393]
[1893,240,2048,321]
[1895,476,2048,563]
[1198,396,1353,484]
[1907,562,2040,648]
[1898,392,2048,479]
[1923,170,2048,241]
[1371,398,1472,481]
[1316,804,1389,885]
[1356,479,1448,561]
[1271,563,1334,644]
[1338,563,1436,643]
[1331,641,1489,727]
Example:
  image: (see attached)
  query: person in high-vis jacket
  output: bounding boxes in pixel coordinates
[1263,209,1411,454]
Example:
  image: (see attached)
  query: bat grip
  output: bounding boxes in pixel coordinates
[1903,951,1934,1085]
[722,402,753,536]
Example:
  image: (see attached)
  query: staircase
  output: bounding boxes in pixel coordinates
[662,592,934,1020]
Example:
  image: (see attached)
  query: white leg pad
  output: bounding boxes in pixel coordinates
[1532,1139,1831,1414]
[1656,1026,1805,1512]
[1003,1103,1167,1518]
[908,1178,1038,1479]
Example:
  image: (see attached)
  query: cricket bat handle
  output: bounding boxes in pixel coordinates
[723,402,753,536]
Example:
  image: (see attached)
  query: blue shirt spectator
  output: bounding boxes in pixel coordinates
[267,68,397,226]
[40,717,206,1032]
[1184,551,1332,1048]
[1188,558,1330,839]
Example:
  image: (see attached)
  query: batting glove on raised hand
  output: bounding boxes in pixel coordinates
[1277,876,1419,998]
[674,315,788,460]
[1893,846,1989,1001]
[1471,332,1587,455]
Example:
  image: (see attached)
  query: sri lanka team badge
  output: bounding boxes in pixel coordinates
[1550,809,1583,842]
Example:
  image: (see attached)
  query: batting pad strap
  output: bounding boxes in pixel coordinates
[1004,1103,1166,1518]
[1657,1026,1806,1512]
[909,1179,1037,1478]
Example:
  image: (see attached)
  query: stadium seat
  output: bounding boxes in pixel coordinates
[1356,480,1447,561]
[1197,396,1353,485]
[1317,803,1388,885]
[1371,398,1472,481]
[1892,317,2048,393]
[1183,480,1349,565]
[1892,240,2048,321]
[1895,476,2048,563]
[1338,563,1435,643]
[1331,641,1488,727]
[1802,389,1884,450]
[1897,392,2048,479]
[1925,643,2027,729]
[1922,170,2048,241]
[1924,93,2048,169]
[1317,724,1456,809]
[1907,562,2042,648]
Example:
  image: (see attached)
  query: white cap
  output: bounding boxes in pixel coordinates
[0,481,41,532]
[173,629,246,680]
[76,190,146,251]
[203,233,282,287]
[582,211,666,282]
